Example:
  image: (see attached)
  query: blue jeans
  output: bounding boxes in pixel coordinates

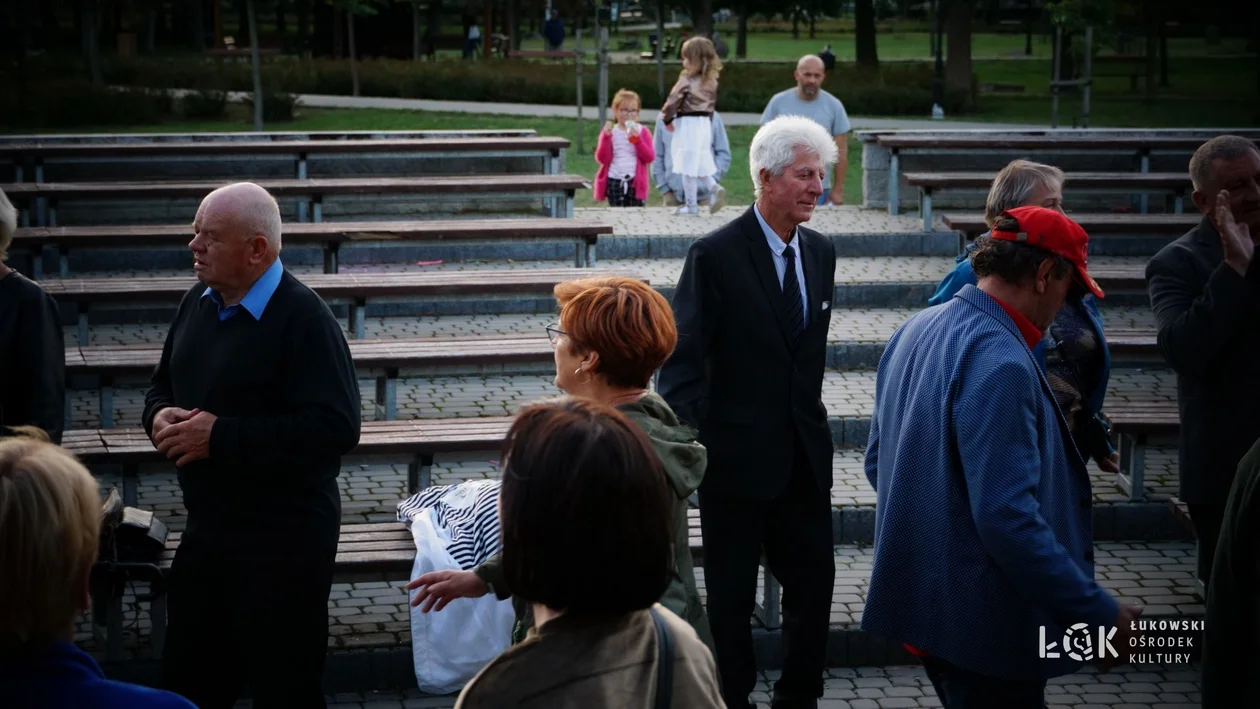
[817,188,831,205]
[920,656,1047,709]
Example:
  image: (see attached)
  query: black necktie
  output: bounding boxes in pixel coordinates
[782,245,804,344]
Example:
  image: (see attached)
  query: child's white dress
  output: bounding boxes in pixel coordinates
[671,115,717,178]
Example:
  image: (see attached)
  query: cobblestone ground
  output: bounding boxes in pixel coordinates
[66,361,1176,430]
[578,204,942,236]
[79,539,1200,662]
[296,663,1206,709]
[66,306,1161,348]
[61,252,1152,291]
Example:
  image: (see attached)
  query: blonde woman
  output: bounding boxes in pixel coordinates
[660,36,727,216]
[0,428,194,708]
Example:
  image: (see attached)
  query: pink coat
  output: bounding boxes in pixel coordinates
[593,126,656,203]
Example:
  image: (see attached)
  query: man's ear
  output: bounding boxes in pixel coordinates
[1190,189,1213,217]
[249,234,270,263]
[1035,258,1058,294]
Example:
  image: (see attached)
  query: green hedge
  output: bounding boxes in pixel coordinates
[91,56,973,116]
[4,81,175,128]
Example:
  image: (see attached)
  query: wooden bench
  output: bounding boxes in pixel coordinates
[0,136,570,184]
[43,267,645,345]
[1103,327,1161,366]
[904,172,1192,231]
[67,335,554,428]
[940,212,1200,252]
[872,133,1260,218]
[2,174,590,227]
[15,218,613,278]
[507,49,580,60]
[1108,401,1180,502]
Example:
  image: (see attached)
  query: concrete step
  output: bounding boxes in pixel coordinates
[93,660,1207,708]
[90,445,1189,547]
[82,538,1203,683]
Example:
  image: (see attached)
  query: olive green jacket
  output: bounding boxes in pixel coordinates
[475,392,714,652]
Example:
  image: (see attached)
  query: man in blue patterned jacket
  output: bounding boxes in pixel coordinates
[864,206,1142,707]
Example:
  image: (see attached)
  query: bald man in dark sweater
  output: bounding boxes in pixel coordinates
[143,183,360,709]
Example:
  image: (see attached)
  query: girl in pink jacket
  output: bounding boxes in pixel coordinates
[594,89,655,207]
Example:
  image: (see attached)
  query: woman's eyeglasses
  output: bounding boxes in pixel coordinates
[545,322,568,345]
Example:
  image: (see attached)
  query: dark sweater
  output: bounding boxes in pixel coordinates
[0,640,195,709]
[0,269,65,443]
[142,271,361,554]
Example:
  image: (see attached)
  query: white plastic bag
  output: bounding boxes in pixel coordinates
[407,506,516,695]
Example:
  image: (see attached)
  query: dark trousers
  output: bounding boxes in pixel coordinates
[1188,503,1226,588]
[920,656,1047,709]
[161,536,336,709]
[699,438,834,708]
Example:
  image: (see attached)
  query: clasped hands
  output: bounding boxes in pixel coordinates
[151,406,217,467]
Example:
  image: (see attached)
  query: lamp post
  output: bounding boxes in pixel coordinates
[931,0,945,119]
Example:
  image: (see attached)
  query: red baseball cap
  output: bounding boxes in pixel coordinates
[989,206,1104,299]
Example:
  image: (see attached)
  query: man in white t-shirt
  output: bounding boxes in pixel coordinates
[760,55,852,206]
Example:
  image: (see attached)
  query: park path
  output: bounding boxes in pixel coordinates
[195,88,1050,130]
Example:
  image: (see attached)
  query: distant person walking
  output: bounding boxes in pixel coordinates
[464,22,481,59]
[760,55,852,206]
[660,37,726,216]
[543,10,565,51]
[594,90,655,208]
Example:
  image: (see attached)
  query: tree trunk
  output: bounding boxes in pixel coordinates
[332,7,342,58]
[276,0,287,34]
[413,1,421,59]
[297,0,310,48]
[425,0,441,59]
[146,6,157,52]
[186,0,205,50]
[809,9,815,40]
[945,0,973,96]
[1144,2,1157,103]
[855,0,878,68]
[238,0,250,44]
[736,3,747,59]
[690,0,713,37]
[511,0,522,50]
[247,0,263,129]
[81,0,104,85]
[348,9,359,96]
[792,7,799,39]
[657,0,666,101]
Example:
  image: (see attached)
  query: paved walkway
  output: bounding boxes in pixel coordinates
[237,663,1205,709]
[200,89,1050,131]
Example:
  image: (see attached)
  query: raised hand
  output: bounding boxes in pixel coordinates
[1216,189,1254,276]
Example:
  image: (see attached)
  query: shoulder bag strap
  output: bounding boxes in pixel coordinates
[650,607,675,709]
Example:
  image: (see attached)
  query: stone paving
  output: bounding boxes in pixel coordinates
[65,362,1176,431]
[289,662,1205,709]
[65,306,1162,349]
[576,204,943,235]
[80,539,1202,664]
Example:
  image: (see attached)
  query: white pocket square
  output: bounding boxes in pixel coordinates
[821,301,831,311]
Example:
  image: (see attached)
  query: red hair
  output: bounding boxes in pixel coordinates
[554,277,677,389]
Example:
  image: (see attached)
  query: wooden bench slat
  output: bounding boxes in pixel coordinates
[940,212,1200,235]
[0,136,570,159]
[13,218,613,248]
[875,135,1258,151]
[1,174,589,199]
[904,172,1190,189]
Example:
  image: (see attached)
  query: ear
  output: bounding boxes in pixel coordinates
[248,234,270,263]
[1035,258,1058,294]
[1190,189,1214,218]
[583,348,601,373]
[76,559,93,613]
[759,168,774,193]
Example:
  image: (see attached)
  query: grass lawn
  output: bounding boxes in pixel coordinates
[15,105,865,209]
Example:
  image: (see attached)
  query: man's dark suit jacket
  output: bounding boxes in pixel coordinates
[658,206,836,500]
[1146,214,1260,505]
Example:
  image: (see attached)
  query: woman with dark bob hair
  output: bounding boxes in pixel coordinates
[409,276,713,650]
[450,399,723,707]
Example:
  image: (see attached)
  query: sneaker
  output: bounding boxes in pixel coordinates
[708,184,727,215]
[675,205,700,216]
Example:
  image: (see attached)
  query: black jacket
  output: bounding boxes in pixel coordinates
[1146,215,1260,505]
[0,271,64,443]
[658,206,836,499]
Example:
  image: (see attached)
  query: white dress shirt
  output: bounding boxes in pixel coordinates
[753,204,809,329]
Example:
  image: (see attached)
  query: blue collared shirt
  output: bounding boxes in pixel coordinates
[201,258,283,321]
[753,204,809,328]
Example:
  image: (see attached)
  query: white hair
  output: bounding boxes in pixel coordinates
[0,188,15,262]
[202,182,282,251]
[749,115,839,200]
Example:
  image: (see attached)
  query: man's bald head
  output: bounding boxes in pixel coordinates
[797,54,824,72]
[197,182,282,252]
[794,55,826,100]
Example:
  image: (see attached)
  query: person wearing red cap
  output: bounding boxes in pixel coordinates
[864,206,1142,706]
